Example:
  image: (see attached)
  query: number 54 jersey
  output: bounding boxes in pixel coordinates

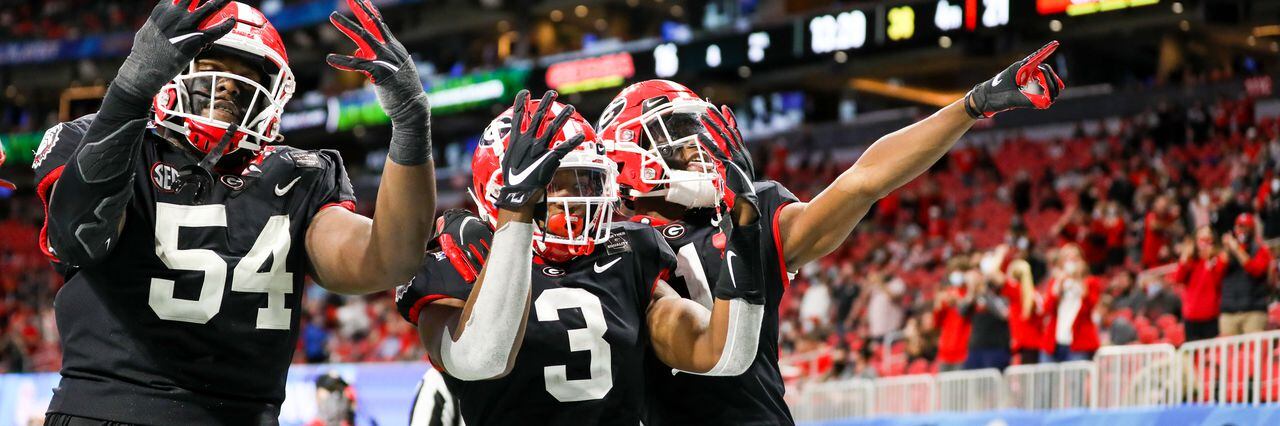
[32,114,356,425]
[407,220,676,426]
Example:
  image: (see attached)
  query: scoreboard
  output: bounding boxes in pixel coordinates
[544,0,1029,85]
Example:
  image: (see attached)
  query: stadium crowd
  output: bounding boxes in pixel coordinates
[3,95,1279,375]
[774,95,1280,383]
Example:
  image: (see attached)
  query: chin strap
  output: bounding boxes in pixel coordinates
[175,124,238,204]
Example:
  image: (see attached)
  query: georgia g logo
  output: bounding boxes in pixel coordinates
[595,97,627,135]
[662,224,686,239]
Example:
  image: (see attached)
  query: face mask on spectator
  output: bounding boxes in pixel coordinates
[1271,178,1279,193]
[1063,260,1082,276]
[888,278,906,295]
[949,271,964,287]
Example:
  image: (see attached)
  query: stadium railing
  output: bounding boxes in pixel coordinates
[793,379,875,422]
[872,374,936,415]
[936,368,1004,412]
[1178,330,1280,405]
[792,332,1280,420]
[1093,343,1181,408]
[1004,360,1096,411]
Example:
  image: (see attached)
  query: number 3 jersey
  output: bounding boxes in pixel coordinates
[400,220,676,426]
[32,114,356,425]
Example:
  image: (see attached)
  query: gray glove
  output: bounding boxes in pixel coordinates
[328,0,432,165]
[116,0,236,102]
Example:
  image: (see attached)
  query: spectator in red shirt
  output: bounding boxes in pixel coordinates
[1041,244,1102,362]
[1093,201,1126,270]
[1004,259,1043,365]
[934,265,973,372]
[1218,213,1274,336]
[1141,195,1177,269]
[1172,226,1230,341]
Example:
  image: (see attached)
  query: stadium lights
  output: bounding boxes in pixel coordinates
[1254,25,1280,38]
[848,78,963,107]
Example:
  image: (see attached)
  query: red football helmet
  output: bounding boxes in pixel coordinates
[597,80,724,208]
[471,98,619,264]
[153,1,295,156]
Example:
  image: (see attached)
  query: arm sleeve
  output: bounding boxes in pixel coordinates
[702,210,772,376]
[438,221,535,380]
[42,110,149,268]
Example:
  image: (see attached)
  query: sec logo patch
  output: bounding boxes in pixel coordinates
[662,224,686,239]
[151,162,180,193]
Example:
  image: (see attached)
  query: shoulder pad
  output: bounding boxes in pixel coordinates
[752,180,800,207]
[32,114,95,176]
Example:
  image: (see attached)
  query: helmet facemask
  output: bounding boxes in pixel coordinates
[155,47,293,155]
[538,150,618,260]
[612,97,722,208]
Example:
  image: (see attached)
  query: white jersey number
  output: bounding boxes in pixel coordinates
[149,203,294,330]
[534,288,612,402]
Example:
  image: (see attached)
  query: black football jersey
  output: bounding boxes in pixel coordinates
[415,221,675,426]
[644,181,800,426]
[33,114,356,425]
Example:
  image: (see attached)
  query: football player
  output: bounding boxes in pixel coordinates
[598,42,1065,425]
[35,0,436,424]
[393,90,768,425]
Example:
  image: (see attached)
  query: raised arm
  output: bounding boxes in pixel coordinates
[648,121,766,375]
[778,41,1065,269]
[47,0,235,267]
[412,91,586,380]
[306,0,435,293]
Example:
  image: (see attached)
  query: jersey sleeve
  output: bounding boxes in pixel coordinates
[630,224,678,297]
[32,116,95,263]
[396,210,494,325]
[307,149,357,213]
[395,251,475,325]
[752,180,801,290]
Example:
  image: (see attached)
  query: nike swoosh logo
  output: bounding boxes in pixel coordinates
[168,32,202,45]
[726,250,738,288]
[275,176,301,196]
[370,60,401,73]
[991,73,1003,87]
[458,216,482,246]
[506,150,557,186]
[594,257,622,274]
